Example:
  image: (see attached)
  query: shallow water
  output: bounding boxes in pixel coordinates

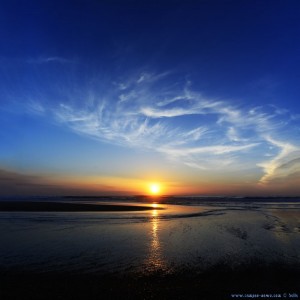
[1,201,300,275]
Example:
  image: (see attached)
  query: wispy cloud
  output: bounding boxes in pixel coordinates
[25,70,299,184]
[258,136,300,184]
[227,127,248,142]
[27,56,71,64]
[27,100,46,115]
[140,106,200,118]
[0,168,68,196]
[0,168,121,196]
[159,143,259,157]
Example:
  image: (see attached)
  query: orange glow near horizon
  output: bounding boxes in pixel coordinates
[46,173,219,196]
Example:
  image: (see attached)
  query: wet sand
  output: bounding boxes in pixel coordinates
[1,263,300,300]
[1,199,300,299]
[0,201,163,212]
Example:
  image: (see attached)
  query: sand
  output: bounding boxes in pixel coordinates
[1,199,299,299]
[1,263,300,300]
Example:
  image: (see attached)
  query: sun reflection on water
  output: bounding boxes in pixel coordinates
[143,205,168,273]
[151,203,159,209]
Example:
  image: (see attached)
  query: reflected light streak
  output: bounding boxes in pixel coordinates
[144,208,168,273]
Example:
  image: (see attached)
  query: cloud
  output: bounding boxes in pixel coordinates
[159,143,259,156]
[140,106,200,118]
[0,168,59,196]
[0,169,120,196]
[258,136,300,184]
[27,101,46,115]
[227,127,248,142]
[180,127,208,142]
[158,143,259,170]
[26,56,71,64]
[24,70,299,184]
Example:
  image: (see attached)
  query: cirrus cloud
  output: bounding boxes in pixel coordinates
[25,70,300,186]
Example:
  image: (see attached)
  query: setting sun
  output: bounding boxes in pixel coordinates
[149,183,161,195]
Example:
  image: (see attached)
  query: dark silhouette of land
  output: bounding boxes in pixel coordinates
[0,201,164,212]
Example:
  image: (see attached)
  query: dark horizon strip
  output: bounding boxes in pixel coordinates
[0,201,163,212]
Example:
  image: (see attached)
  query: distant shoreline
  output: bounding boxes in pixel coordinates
[1,195,300,203]
[0,201,163,212]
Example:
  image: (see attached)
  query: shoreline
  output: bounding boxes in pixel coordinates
[0,201,163,212]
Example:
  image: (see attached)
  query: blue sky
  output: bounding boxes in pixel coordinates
[1,0,300,196]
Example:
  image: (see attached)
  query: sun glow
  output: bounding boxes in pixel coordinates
[149,183,161,195]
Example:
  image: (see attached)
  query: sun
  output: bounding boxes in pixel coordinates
[149,183,161,195]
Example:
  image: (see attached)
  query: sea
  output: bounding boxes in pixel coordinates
[1,196,300,298]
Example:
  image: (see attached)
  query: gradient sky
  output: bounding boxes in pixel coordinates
[1,0,300,196]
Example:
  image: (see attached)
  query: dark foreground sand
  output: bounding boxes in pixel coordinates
[1,263,300,300]
[0,201,163,212]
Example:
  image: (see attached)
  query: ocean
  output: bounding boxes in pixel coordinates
[1,197,300,299]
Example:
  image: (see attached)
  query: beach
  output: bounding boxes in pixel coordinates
[0,198,300,299]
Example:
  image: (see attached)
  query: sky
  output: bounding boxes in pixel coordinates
[1,0,300,196]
